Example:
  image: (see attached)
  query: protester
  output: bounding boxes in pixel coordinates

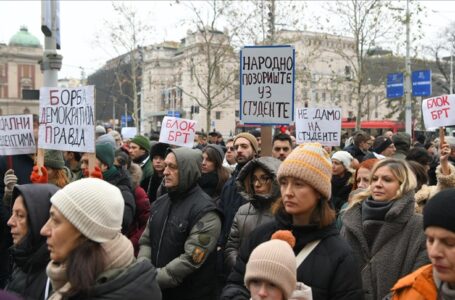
[336,158,379,229]
[364,136,395,159]
[40,178,161,299]
[199,144,230,201]
[194,131,208,150]
[222,138,237,172]
[95,125,106,138]
[341,158,429,300]
[272,133,293,162]
[392,132,411,160]
[224,157,281,272]
[5,184,59,299]
[109,130,123,149]
[344,130,371,162]
[406,147,432,172]
[147,142,169,203]
[388,188,455,299]
[80,143,135,235]
[126,163,151,256]
[218,132,259,251]
[30,150,71,188]
[0,116,37,288]
[245,238,297,300]
[63,151,82,181]
[128,134,154,193]
[406,161,429,192]
[221,143,363,300]
[138,148,221,300]
[331,151,354,213]
[415,142,455,213]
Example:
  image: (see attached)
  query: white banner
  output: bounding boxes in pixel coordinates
[0,114,36,155]
[38,86,95,152]
[295,107,342,147]
[159,116,197,148]
[240,45,295,125]
[422,94,455,129]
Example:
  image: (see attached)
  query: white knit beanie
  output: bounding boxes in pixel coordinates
[50,178,124,243]
[331,150,354,173]
[245,239,297,299]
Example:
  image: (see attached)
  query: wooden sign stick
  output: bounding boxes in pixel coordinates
[36,148,44,176]
[439,127,445,146]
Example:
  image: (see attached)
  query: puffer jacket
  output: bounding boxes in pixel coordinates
[415,163,455,213]
[341,191,429,300]
[386,264,436,300]
[224,157,280,271]
[5,184,59,300]
[221,209,364,300]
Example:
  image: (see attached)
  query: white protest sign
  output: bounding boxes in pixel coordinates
[295,107,342,146]
[0,114,36,155]
[121,127,137,140]
[240,45,295,125]
[159,116,197,148]
[38,86,95,152]
[422,94,455,129]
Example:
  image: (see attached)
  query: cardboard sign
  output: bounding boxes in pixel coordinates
[121,127,137,140]
[0,114,36,155]
[295,107,342,146]
[159,116,196,148]
[422,94,455,130]
[240,45,295,125]
[38,86,95,152]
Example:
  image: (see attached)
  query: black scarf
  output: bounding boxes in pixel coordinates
[198,172,219,197]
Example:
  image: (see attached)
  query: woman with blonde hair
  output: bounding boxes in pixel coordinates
[341,158,429,300]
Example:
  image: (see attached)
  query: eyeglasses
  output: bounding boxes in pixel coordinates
[252,175,271,185]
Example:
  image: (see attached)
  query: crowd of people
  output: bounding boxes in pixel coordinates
[1,122,455,300]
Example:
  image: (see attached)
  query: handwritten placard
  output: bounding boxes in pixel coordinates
[422,94,455,129]
[0,114,36,155]
[38,86,95,152]
[295,107,342,146]
[159,116,196,148]
[240,45,295,125]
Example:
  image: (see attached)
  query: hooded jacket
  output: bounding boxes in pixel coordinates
[5,184,59,300]
[68,260,161,300]
[224,157,281,272]
[138,148,221,300]
[221,209,364,300]
[341,191,429,300]
[103,168,136,235]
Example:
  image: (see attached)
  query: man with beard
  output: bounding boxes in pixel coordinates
[128,135,154,193]
[217,133,258,288]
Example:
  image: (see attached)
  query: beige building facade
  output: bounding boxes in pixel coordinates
[0,26,43,116]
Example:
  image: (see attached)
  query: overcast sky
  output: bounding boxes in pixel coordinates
[1,1,454,79]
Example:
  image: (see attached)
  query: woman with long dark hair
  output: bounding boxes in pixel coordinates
[199,144,230,201]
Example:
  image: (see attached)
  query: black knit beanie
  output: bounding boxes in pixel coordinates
[423,188,455,233]
[373,137,393,154]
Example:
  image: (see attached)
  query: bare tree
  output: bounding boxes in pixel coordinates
[179,1,238,132]
[95,2,152,133]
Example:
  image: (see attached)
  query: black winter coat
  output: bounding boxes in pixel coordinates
[5,184,59,299]
[221,209,364,300]
[218,165,247,247]
[68,260,162,300]
[104,168,136,235]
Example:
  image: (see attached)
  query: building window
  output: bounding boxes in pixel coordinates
[235,110,239,118]
[215,111,221,120]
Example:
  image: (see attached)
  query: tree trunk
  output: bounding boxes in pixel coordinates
[206,106,211,133]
